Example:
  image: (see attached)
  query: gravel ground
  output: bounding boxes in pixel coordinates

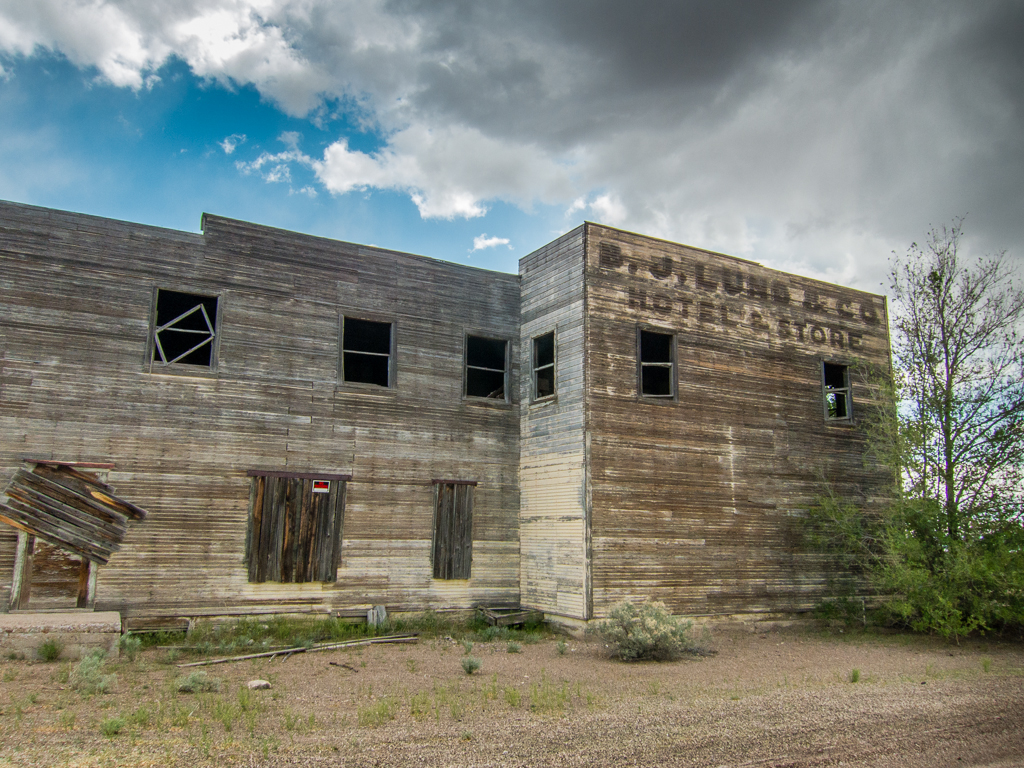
[0,626,1021,767]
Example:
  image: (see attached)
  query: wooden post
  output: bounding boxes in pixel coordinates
[9,533,35,611]
[75,558,98,609]
[86,561,98,609]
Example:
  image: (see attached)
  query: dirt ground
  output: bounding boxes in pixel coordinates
[0,625,1022,767]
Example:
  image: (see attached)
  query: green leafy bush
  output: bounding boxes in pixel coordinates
[592,601,702,661]
[461,656,481,675]
[873,516,1024,639]
[809,492,1024,640]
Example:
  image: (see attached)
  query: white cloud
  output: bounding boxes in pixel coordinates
[236,147,310,178]
[313,124,574,219]
[586,194,627,227]
[471,234,511,252]
[0,0,330,113]
[219,133,246,154]
[234,132,317,195]
[564,197,587,218]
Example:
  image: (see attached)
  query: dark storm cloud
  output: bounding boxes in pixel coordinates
[925,2,1024,256]
[377,0,832,144]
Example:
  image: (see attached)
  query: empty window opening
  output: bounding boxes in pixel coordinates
[152,289,218,367]
[823,362,852,420]
[432,481,474,579]
[246,472,348,583]
[532,332,555,400]
[639,329,675,398]
[342,317,392,387]
[465,336,508,399]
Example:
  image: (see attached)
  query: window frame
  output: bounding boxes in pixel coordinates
[147,286,222,374]
[463,333,511,403]
[821,361,853,422]
[530,330,557,403]
[339,315,395,390]
[637,325,677,402]
[430,480,476,580]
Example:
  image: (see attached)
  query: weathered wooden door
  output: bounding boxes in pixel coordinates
[246,475,346,583]
[432,482,473,579]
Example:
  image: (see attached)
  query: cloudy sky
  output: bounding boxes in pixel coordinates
[0,0,1021,291]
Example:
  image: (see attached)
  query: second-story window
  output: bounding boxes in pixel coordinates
[465,335,508,400]
[823,362,852,420]
[342,317,392,387]
[639,328,675,398]
[151,288,219,369]
[532,331,555,400]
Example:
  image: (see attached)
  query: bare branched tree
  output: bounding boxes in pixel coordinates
[889,217,1024,541]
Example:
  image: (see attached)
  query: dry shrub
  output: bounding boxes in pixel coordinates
[593,601,704,661]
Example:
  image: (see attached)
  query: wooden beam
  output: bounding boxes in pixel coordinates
[9,534,35,611]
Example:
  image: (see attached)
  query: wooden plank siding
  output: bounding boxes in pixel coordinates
[581,223,892,618]
[0,201,520,618]
[1,199,894,624]
[518,227,590,619]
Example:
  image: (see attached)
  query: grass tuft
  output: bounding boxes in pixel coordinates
[119,633,143,662]
[503,686,522,707]
[357,697,398,727]
[70,650,116,695]
[176,670,221,693]
[100,715,127,737]
[37,638,63,662]
[529,672,570,713]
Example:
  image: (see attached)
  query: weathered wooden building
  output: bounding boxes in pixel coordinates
[0,200,891,626]
[520,225,891,622]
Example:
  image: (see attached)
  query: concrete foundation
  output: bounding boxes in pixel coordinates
[0,611,121,661]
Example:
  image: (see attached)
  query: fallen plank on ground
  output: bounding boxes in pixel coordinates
[175,634,418,667]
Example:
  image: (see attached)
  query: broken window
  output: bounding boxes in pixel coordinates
[639,328,675,398]
[151,289,219,367]
[532,331,555,400]
[245,472,348,583]
[465,335,508,400]
[822,362,852,420]
[342,317,392,387]
[431,481,474,579]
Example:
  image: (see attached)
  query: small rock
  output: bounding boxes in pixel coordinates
[247,679,272,690]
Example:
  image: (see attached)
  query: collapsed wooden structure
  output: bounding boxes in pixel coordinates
[1,462,148,609]
[0,200,892,624]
